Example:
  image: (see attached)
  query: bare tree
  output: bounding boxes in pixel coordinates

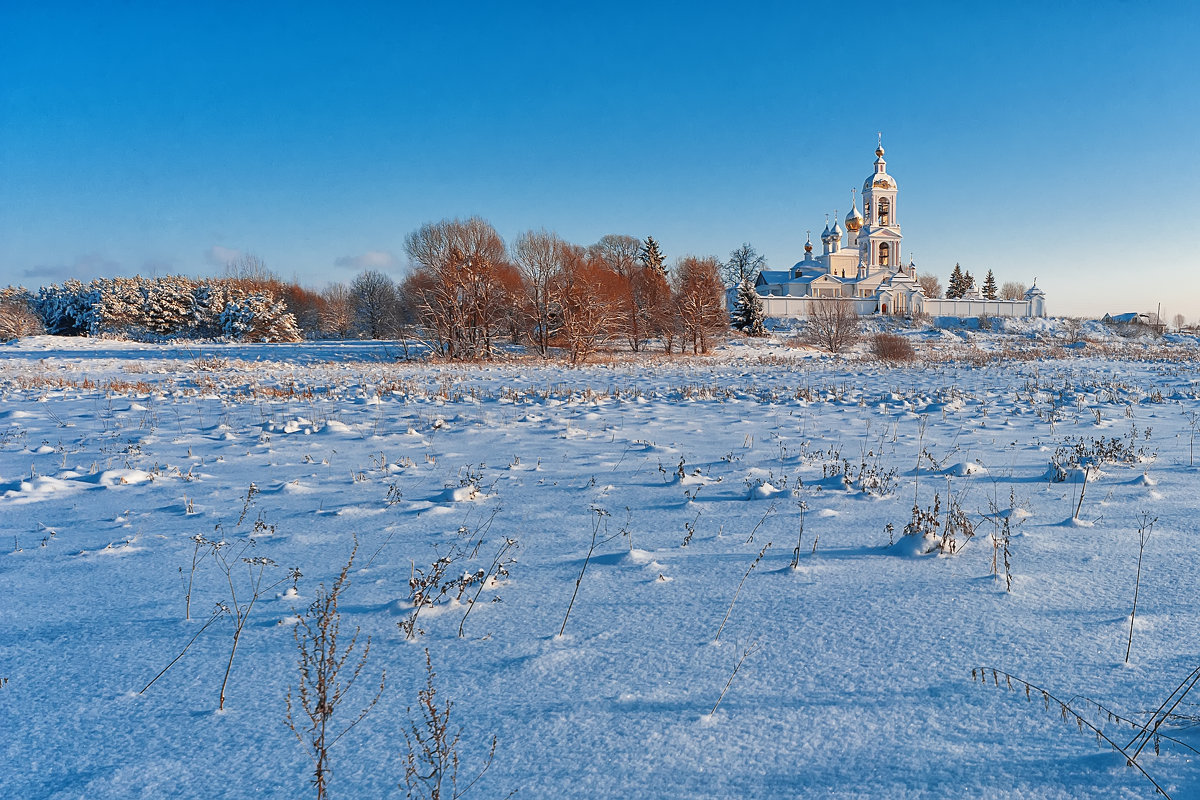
[278,283,327,339]
[806,298,860,353]
[404,217,520,359]
[917,272,942,298]
[720,243,766,288]
[673,255,727,354]
[0,300,44,341]
[591,234,648,352]
[225,253,279,290]
[554,246,623,364]
[999,281,1027,301]
[512,230,566,358]
[1173,313,1186,331]
[320,282,355,338]
[350,270,401,339]
[638,267,676,352]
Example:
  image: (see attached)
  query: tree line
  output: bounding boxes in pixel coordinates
[917,265,1026,301]
[0,218,729,360]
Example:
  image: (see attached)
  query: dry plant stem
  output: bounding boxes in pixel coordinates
[1127,664,1200,761]
[745,501,776,544]
[714,542,771,644]
[1073,466,1090,520]
[465,505,501,559]
[214,541,293,711]
[971,667,1171,799]
[184,534,211,620]
[286,539,385,800]
[139,605,225,694]
[914,415,927,506]
[789,501,807,569]
[1126,512,1156,664]
[559,507,611,637]
[710,642,760,716]
[459,537,517,638]
[402,648,497,800]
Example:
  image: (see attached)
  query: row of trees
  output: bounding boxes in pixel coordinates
[397,219,725,362]
[23,274,304,341]
[917,267,1026,302]
[4,221,730,359]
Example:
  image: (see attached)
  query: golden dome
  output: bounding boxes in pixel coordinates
[845,204,863,232]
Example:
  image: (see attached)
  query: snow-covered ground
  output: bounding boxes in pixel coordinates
[4,327,1200,799]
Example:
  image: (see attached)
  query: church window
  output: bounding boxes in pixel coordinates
[878,197,891,226]
[879,242,890,266]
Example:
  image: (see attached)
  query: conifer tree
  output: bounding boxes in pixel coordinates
[947,263,964,299]
[982,269,997,300]
[639,236,666,277]
[732,276,765,336]
[963,270,975,296]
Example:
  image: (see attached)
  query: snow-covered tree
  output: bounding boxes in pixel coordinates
[731,277,765,336]
[33,280,97,335]
[639,236,666,277]
[962,270,976,297]
[218,291,302,342]
[946,263,965,299]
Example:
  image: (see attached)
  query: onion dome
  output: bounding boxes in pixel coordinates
[821,222,831,241]
[845,203,863,232]
[831,218,843,239]
[804,237,813,254]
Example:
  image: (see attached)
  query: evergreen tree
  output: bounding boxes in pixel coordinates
[731,276,765,336]
[982,269,997,300]
[963,270,975,297]
[639,236,666,277]
[947,263,964,299]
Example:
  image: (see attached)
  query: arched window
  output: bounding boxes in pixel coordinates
[877,197,890,226]
[879,242,890,267]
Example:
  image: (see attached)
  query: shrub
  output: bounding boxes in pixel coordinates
[871,332,916,363]
[0,301,45,341]
[805,298,860,353]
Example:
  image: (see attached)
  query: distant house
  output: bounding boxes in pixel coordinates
[1102,312,1164,334]
[1102,312,1149,325]
[756,139,1046,320]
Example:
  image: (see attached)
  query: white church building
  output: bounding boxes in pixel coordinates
[755,140,1046,319]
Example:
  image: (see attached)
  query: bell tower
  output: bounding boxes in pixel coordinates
[860,135,902,273]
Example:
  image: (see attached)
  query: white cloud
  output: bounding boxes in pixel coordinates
[334,250,402,271]
[205,245,244,266]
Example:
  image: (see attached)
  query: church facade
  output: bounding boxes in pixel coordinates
[755,141,1045,319]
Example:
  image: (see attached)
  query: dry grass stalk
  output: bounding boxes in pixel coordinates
[286,540,385,800]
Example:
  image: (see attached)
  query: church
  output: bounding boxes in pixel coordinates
[754,140,1045,319]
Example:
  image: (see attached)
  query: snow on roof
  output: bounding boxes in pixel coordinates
[756,270,792,285]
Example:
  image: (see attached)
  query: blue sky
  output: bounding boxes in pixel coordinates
[1,1,1196,318]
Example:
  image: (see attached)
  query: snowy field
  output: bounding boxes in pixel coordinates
[4,327,1200,799]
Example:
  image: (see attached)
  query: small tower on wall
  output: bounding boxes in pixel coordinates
[860,136,902,274]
